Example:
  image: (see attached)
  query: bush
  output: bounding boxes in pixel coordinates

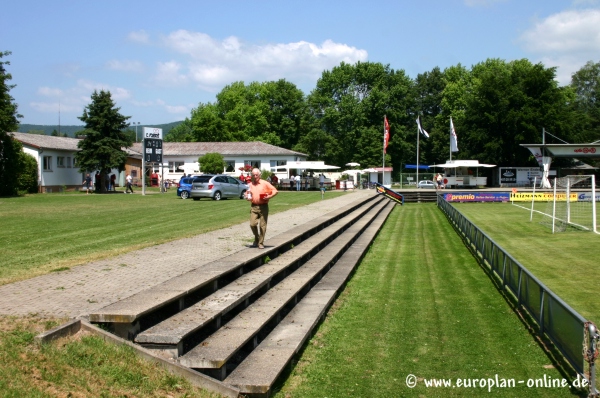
[18,152,38,194]
[198,153,226,174]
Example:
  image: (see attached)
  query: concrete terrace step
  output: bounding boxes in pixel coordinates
[89,194,379,338]
[223,202,395,395]
[177,200,390,373]
[134,197,387,357]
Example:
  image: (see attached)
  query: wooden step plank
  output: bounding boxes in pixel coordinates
[223,202,394,395]
[178,201,389,369]
[134,198,385,351]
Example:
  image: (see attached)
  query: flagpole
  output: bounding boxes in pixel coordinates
[382,115,386,186]
[416,116,420,185]
[449,117,452,162]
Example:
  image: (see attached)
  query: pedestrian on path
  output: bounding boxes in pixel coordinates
[83,173,92,194]
[246,167,278,249]
[126,174,134,193]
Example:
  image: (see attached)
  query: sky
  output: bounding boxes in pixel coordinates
[2,0,600,127]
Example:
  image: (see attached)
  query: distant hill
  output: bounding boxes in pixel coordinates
[18,121,183,137]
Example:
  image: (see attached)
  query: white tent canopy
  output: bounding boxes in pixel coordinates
[430,160,496,168]
[271,161,340,172]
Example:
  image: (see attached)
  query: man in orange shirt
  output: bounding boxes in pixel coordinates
[246,168,278,249]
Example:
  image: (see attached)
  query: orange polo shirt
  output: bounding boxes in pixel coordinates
[249,179,277,205]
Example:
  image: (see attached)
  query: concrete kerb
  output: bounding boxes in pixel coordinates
[35,318,241,398]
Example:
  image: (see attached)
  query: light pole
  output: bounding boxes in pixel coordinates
[131,122,140,142]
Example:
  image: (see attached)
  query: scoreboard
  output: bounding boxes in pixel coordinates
[143,128,163,163]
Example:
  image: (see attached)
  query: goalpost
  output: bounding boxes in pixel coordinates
[539,175,597,233]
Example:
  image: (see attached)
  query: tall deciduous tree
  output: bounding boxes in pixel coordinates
[461,59,574,167]
[0,51,23,197]
[306,61,413,169]
[571,60,600,144]
[76,90,131,192]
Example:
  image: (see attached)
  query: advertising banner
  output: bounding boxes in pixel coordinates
[443,192,510,202]
[374,183,404,205]
[509,192,578,202]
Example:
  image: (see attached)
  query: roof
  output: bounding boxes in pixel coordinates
[9,133,305,157]
[430,160,496,168]
[9,131,82,151]
[130,141,307,157]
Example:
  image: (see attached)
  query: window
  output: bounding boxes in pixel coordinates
[270,160,287,167]
[67,157,72,168]
[169,161,185,173]
[43,156,52,171]
[57,156,65,167]
[225,160,235,172]
[244,160,261,170]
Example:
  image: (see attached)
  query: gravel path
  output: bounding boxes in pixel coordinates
[0,190,375,319]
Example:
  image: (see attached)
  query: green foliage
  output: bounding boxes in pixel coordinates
[306,61,414,168]
[76,90,132,193]
[198,152,226,174]
[184,79,311,148]
[17,152,38,194]
[0,51,23,197]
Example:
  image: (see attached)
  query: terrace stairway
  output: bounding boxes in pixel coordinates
[89,193,396,397]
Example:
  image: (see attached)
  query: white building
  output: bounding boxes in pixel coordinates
[10,132,84,193]
[10,132,307,192]
[131,141,306,182]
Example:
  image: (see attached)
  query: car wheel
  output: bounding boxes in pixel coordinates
[240,190,246,199]
[213,191,222,201]
[181,190,189,199]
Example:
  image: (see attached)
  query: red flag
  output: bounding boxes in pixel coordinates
[384,116,390,154]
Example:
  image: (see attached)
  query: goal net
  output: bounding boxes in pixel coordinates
[539,175,597,233]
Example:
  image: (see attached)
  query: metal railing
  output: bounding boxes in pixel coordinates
[437,194,596,390]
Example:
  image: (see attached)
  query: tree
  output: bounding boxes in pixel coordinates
[461,59,575,167]
[570,61,600,144]
[306,61,413,169]
[76,90,132,192]
[0,51,23,197]
[198,152,226,174]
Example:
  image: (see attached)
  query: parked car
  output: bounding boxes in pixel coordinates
[177,176,199,199]
[417,180,436,189]
[190,175,249,200]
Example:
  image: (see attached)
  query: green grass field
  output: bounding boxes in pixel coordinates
[0,190,347,285]
[275,203,581,397]
[0,195,591,397]
[452,201,600,322]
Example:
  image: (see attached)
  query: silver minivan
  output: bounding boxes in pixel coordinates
[190,174,249,200]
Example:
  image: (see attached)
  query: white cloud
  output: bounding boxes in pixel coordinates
[153,61,189,86]
[30,80,132,115]
[157,30,368,90]
[106,59,144,72]
[128,30,150,44]
[519,8,600,84]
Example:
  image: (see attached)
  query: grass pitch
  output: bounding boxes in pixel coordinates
[451,201,600,322]
[275,203,581,397]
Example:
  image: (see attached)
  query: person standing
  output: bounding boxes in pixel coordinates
[110,174,116,191]
[83,173,92,194]
[126,174,134,193]
[246,168,278,249]
[295,174,301,191]
[436,173,443,189]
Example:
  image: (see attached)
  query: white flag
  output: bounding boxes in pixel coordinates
[416,117,429,138]
[450,117,458,152]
